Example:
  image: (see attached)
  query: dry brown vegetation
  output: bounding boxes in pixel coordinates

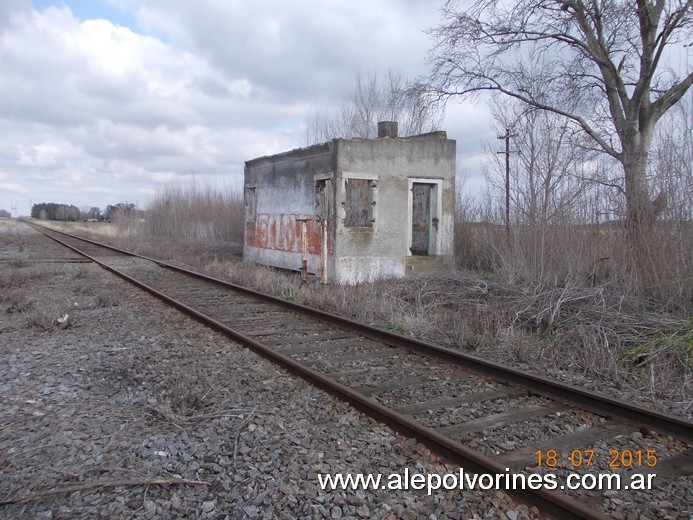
[145,183,244,245]
[26,177,692,411]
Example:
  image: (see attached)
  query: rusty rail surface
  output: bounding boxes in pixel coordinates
[26,221,693,520]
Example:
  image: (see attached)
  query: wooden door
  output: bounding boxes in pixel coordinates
[411,183,431,255]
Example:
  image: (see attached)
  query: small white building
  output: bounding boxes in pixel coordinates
[243,122,456,284]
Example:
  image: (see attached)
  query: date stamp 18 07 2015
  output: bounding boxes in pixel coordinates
[535,449,657,469]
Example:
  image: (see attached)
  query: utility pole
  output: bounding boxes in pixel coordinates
[497,128,514,237]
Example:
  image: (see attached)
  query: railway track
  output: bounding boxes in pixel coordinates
[27,221,692,520]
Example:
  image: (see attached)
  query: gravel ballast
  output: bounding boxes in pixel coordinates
[1,222,540,519]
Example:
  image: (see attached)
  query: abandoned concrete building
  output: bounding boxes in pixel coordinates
[243,121,456,284]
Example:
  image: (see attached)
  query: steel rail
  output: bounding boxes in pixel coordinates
[30,223,609,520]
[27,221,693,444]
[165,262,693,442]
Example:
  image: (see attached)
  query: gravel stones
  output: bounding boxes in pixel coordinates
[1,223,535,518]
[3,221,690,519]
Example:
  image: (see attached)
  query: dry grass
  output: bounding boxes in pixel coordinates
[4,290,37,315]
[23,308,75,331]
[0,238,77,333]
[454,221,692,308]
[94,293,119,308]
[187,251,693,404]
[145,183,244,245]
[56,222,693,405]
[0,268,29,289]
[299,273,692,404]
[204,260,298,298]
[46,220,121,238]
[42,180,691,409]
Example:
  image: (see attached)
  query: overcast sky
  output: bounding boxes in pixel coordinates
[0,0,493,217]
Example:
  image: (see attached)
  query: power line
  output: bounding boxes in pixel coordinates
[497,128,516,236]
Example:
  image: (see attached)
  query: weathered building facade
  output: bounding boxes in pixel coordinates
[243,122,456,284]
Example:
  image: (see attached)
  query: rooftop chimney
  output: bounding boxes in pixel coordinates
[377,121,398,138]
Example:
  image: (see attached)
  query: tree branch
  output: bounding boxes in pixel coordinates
[652,71,693,123]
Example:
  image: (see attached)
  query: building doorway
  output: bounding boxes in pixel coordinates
[409,180,440,256]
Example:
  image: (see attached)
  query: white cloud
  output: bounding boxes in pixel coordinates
[0,182,29,193]
[0,0,492,216]
[83,185,112,193]
[133,0,439,102]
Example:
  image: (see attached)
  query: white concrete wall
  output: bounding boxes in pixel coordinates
[243,132,456,283]
[244,143,336,277]
[332,134,456,282]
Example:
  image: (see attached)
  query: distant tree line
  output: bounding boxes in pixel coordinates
[30,202,141,222]
[31,202,82,221]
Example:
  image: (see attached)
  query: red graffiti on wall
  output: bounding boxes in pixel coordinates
[246,213,334,255]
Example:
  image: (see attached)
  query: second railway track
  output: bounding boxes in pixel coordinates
[28,221,692,520]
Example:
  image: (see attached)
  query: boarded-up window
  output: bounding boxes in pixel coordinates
[315,179,333,223]
[344,178,374,227]
[244,187,257,223]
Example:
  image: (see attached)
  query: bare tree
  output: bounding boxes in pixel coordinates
[425,0,692,290]
[486,100,591,227]
[481,100,594,280]
[305,69,445,144]
[648,97,693,299]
